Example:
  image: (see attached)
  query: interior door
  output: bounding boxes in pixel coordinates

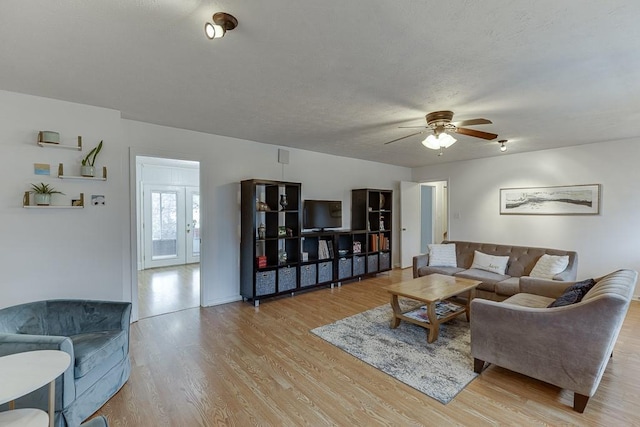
[143,185,186,269]
[186,187,200,264]
[400,181,421,269]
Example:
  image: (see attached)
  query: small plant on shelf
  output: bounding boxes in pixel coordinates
[30,182,64,206]
[81,140,103,177]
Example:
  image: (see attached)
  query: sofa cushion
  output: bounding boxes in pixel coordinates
[502,292,554,308]
[418,266,466,277]
[547,278,596,308]
[455,269,511,292]
[470,250,509,275]
[428,243,457,267]
[495,277,521,296]
[70,330,128,378]
[530,254,570,279]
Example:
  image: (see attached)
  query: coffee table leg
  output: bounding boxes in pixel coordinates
[426,302,439,343]
[389,294,401,328]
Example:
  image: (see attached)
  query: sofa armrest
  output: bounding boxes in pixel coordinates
[0,333,76,407]
[519,276,573,298]
[413,254,429,278]
[470,296,626,396]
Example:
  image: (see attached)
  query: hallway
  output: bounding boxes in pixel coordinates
[137,263,200,319]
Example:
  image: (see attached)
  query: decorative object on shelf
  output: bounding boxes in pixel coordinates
[72,199,82,207]
[29,182,64,206]
[380,193,385,209]
[57,163,107,180]
[279,194,288,211]
[338,249,348,258]
[286,227,293,237]
[278,226,287,237]
[379,216,385,231]
[256,198,271,211]
[38,130,60,144]
[258,223,266,239]
[256,256,267,268]
[278,249,288,265]
[81,140,103,177]
[353,241,362,253]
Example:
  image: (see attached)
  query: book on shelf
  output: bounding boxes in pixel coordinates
[318,239,334,259]
[403,302,463,323]
[370,234,379,251]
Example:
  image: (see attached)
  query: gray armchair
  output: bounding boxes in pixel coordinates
[471,269,637,413]
[0,300,131,426]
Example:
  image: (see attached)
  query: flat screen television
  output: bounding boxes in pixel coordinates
[303,200,342,230]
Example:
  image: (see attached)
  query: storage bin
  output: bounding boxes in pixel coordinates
[338,258,352,279]
[278,266,297,292]
[367,254,378,273]
[300,264,317,287]
[379,252,390,270]
[318,261,333,283]
[353,255,365,276]
[255,270,276,296]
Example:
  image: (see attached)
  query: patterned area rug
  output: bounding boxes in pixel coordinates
[310,301,478,404]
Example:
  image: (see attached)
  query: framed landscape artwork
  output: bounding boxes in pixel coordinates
[500,184,601,215]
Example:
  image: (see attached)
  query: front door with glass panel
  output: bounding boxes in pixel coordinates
[143,185,200,269]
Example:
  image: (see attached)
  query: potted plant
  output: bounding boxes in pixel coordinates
[30,182,64,206]
[81,140,103,177]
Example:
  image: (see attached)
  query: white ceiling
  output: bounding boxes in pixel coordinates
[2,1,640,168]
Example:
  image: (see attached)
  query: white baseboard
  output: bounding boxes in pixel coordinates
[203,295,243,307]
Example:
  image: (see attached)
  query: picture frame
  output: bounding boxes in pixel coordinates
[500,184,601,215]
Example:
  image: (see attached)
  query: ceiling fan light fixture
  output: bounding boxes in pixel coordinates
[422,133,457,150]
[499,139,507,152]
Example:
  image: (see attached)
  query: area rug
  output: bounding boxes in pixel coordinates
[310,301,477,404]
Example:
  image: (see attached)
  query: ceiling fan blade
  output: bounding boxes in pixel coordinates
[398,125,430,129]
[454,118,492,126]
[455,127,498,140]
[384,131,425,145]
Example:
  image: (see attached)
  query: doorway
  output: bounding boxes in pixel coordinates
[136,156,200,319]
[400,180,448,268]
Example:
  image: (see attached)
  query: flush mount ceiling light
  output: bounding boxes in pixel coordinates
[498,139,508,152]
[204,12,238,39]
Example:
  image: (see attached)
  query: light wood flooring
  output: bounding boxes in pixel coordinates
[137,264,200,319]
[99,268,640,426]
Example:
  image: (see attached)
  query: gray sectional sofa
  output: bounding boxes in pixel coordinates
[471,269,638,412]
[413,240,578,300]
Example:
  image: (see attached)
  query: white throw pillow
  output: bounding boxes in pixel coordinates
[470,250,510,275]
[428,243,457,267]
[530,254,570,279]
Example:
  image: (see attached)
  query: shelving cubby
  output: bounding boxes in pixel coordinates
[352,188,393,276]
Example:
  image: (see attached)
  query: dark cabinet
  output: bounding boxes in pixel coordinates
[240,179,301,305]
[352,188,393,274]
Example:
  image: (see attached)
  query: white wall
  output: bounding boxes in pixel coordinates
[412,139,640,297]
[124,120,412,311]
[0,90,128,306]
[0,90,411,312]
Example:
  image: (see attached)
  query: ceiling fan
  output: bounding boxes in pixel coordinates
[384,110,498,153]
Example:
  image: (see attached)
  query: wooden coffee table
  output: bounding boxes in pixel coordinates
[383,273,481,343]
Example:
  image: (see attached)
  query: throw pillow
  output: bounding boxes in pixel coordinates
[530,254,570,279]
[428,243,457,267]
[470,250,509,275]
[547,278,596,308]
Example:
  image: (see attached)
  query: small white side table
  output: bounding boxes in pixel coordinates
[0,350,71,427]
[0,408,49,427]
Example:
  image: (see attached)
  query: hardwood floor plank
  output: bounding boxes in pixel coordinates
[95,269,640,426]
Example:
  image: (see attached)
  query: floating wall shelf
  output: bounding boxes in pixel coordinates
[37,136,82,151]
[23,192,84,209]
[57,163,107,181]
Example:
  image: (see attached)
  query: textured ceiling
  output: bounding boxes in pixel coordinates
[2,1,640,168]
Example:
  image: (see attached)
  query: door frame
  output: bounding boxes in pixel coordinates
[128,149,202,322]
